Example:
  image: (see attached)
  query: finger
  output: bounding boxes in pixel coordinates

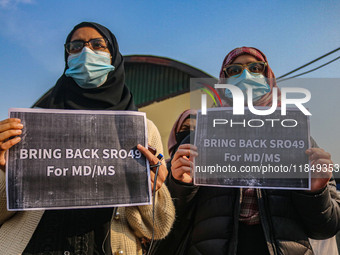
[0,129,22,143]
[0,137,21,151]
[0,137,21,167]
[311,159,333,172]
[155,178,163,191]
[306,148,323,156]
[178,143,198,150]
[150,160,167,173]
[150,170,162,190]
[306,148,331,160]
[150,164,167,183]
[311,151,331,161]
[137,144,159,166]
[180,173,193,183]
[310,159,333,170]
[176,144,198,155]
[0,118,21,126]
[150,170,155,182]
[149,171,163,191]
[150,171,155,191]
[171,166,192,180]
[172,165,192,176]
[149,163,167,186]
[150,181,162,192]
[311,171,332,180]
[172,146,198,162]
[310,177,331,192]
[0,150,6,166]
[155,165,167,183]
[0,119,23,133]
[312,158,333,165]
[311,168,332,181]
[171,156,193,170]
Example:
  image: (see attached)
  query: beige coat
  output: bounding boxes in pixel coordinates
[0,119,175,255]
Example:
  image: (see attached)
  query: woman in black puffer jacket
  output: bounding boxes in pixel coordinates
[159,47,340,255]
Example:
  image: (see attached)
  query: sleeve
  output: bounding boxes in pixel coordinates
[165,131,199,215]
[0,170,16,225]
[167,174,199,215]
[145,119,165,165]
[292,178,340,239]
[292,137,340,239]
[125,184,175,239]
[124,119,175,240]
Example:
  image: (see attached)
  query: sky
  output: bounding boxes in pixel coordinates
[0,0,340,163]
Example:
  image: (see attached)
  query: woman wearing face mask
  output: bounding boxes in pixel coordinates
[147,109,197,255]
[220,47,278,107]
[167,109,197,162]
[168,47,339,255]
[0,22,175,255]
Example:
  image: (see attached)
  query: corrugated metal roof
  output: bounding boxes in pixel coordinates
[32,55,217,108]
[124,55,216,107]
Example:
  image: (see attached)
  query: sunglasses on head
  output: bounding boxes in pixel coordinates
[65,38,108,54]
[223,61,267,78]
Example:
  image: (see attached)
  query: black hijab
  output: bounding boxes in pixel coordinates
[33,22,137,111]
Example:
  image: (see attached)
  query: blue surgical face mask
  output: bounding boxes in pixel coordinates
[65,47,115,89]
[225,69,270,102]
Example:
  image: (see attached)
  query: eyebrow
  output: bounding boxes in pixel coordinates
[70,37,104,42]
[232,61,257,65]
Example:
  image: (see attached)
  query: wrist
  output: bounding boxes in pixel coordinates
[301,185,327,195]
[171,172,193,186]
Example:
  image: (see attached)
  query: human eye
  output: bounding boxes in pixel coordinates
[227,65,242,77]
[68,41,83,53]
[248,62,264,73]
[91,39,106,50]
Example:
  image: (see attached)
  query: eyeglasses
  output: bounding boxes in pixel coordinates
[223,61,267,78]
[65,38,108,54]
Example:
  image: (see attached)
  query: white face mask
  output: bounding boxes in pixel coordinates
[65,47,115,89]
[225,70,271,102]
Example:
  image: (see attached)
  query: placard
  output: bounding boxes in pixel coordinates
[193,107,310,189]
[7,108,151,210]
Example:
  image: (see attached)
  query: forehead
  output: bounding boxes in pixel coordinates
[232,54,258,64]
[181,118,196,126]
[70,27,103,41]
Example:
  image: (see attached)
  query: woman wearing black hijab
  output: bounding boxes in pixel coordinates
[0,22,175,255]
[33,21,136,111]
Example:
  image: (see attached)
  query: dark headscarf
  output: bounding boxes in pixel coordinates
[33,22,137,111]
[218,46,281,107]
[167,109,197,157]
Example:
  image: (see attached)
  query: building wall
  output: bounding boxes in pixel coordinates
[139,90,214,159]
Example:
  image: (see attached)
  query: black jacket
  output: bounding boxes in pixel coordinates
[152,134,340,255]
[160,175,340,255]
[153,137,340,255]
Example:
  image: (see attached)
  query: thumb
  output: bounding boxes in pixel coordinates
[0,151,6,172]
[0,150,6,166]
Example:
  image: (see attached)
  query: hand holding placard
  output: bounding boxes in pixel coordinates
[305,148,333,192]
[0,118,23,172]
[137,144,168,191]
[7,109,151,210]
[171,144,198,184]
